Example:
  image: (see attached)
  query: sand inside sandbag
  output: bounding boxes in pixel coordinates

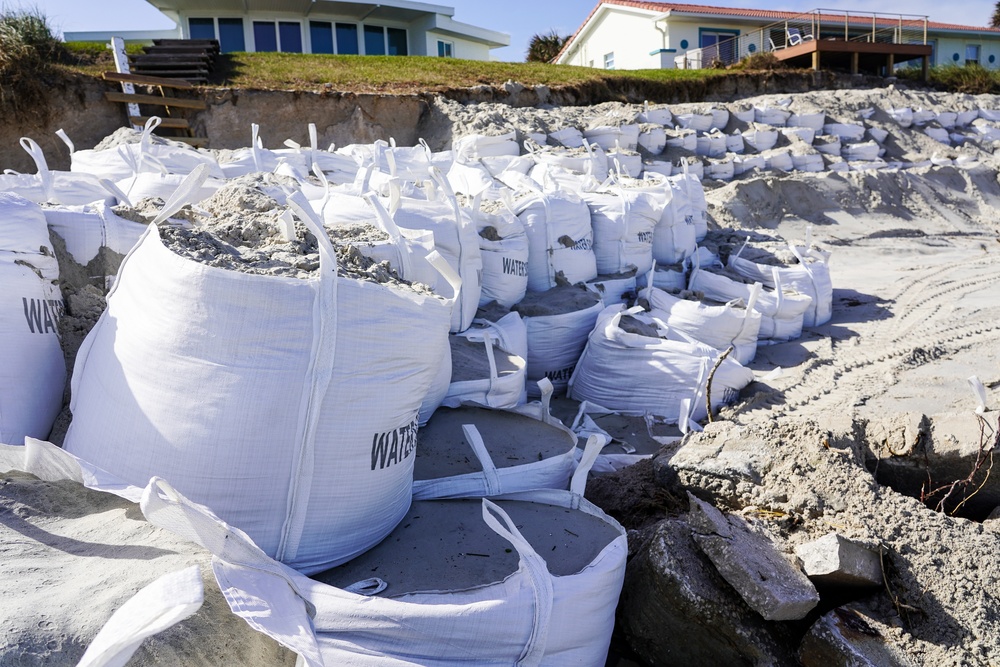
[449,335,522,383]
[475,301,512,323]
[513,284,601,318]
[314,498,621,594]
[414,406,575,480]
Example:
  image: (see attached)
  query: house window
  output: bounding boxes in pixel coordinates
[364,25,385,55]
[310,21,334,54]
[967,44,981,65]
[188,18,215,41]
[700,29,739,65]
[218,18,245,53]
[387,27,408,56]
[253,21,277,52]
[604,52,614,69]
[438,40,453,57]
[279,22,302,53]
[336,23,359,54]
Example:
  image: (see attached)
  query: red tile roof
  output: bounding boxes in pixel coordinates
[556,1,1000,62]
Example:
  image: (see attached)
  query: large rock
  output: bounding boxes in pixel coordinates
[688,493,819,621]
[618,518,799,666]
[795,532,883,587]
[799,607,916,667]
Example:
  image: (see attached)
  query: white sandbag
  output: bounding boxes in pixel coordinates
[888,108,913,127]
[116,171,222,206]
[781,126,815,144]
[442,331,526,411]
[389,179,483,332]
[568,305,754,424]
[955,110,979,127]
[637,263,687,292]
[742,127,779,151]
[823,123,865,142]
[787,112,825,132]
[582,186,659,275]
[867,127,890,144]
[642,160,672,177]
[704,159,734,181]
[841,141,882,161]
[549,127,585,148]
[372,138,434,182]
[813,134,842,155]
[727,239,832,327]
[733,155,766,175]
[0,193,66,444]
[695,133,727,158]
[645,285,761,365]
[413,388,588,499]
[14,137,112,206]
[651,175,698,266]
[675,158,703,179]
[529,142,608,184]
[754,107,791,126]
[64,195,454,573]
[732,107,755,124]
[472,195,529,308]
[675,113,713,133]
[69,118,222,180]
[481,155,534,177]
[465,310,528,363]
[43,202,148,288]
[454,132,520,160]
[763,149,794,171]
[972,120,1000,142]
[638,126,667,154]
[583,125,639,152]
[140,476,627,667]
[607,151,642,179]
[586,271,637,306]
[791,151,824,172]
[710,108,730,131]
[515,286,604,396]
[638,103,673,126]
[924,127,951,144]
[668,171,708,242]
[912,109,935,126]
[935,112,958,129]
[516,190,598,292]
[725,132,745,154]
[688,264,812,342]
[664,130,697,151]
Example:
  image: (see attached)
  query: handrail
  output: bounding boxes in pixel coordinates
[673,7,928,70]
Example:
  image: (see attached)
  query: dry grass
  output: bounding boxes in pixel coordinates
[0,6,66,120]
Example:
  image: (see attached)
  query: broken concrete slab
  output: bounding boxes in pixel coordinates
[799,607,916,667]
[795,532,883,587]
[618,518,799,666]
[688,493,820,621]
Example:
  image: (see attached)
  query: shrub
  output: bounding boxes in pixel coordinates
[0,6,66,120]
[731,52,785,71]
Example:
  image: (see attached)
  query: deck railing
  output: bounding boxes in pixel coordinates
[674,8,928,70]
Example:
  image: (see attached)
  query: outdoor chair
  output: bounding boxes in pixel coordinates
[786,28,814,46]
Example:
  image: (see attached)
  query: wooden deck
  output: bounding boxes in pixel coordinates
[772,38,932,78]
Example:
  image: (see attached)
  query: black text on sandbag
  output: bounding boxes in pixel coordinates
[502,257,528,277]
[544,365,576,383]
[637,231,653,243]
[571,237,593,251]
[22,297,64,334]
[370,419,418,471]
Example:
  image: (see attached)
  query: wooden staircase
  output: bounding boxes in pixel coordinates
[128,39,220,84]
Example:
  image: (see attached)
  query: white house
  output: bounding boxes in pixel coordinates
[555,1,1000,71]
[64,0,509,60]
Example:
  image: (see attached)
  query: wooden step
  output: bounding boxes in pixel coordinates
[105,91,207,109]
[103,71,195,89]
[128,70,208,82]
[128,116,191,129]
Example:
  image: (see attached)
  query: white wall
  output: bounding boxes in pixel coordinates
[560,7,665,70]
[935,35,1000,68]
[423,32,492,60]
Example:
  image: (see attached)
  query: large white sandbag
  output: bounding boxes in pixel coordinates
[841,141,882,161]
[781,126,816,145]
[665,130,697,152]
[140,475,627,667]
[442,331,526,412]
[607,151,643,178]
[675,112,713,133]
[583,125,639,152]
[516,191,598,292]
[787,112,825,132]
[413,386,595,500]
[790,151,825,173]
[389,179,483,332]
[471,195,529,308]
[726,132,745,154]
[645,285,761,365]
[754,107,791,126]
[704,159,735,181]
[0,193,66,444]
[823,123,865,142]
[64,195,453,574]
[742,126,779,151]
[638,103,673,126]
[43,202,148,289]
[116,171,223,206]
[669,171,708,241]
[642,160,673,177]
[582,186,659,276]
[549,127,585,148]
[638,126,667,154]
[813,134,842,155]
[695,133,727,158]
[888,108,913,127]
[586,271,637,306]
[569,305,754,424]
[11,137,112,206]
[710,108,730,131]
[67,118,223,180]
[727,239,832,327]
[453,132,520,160]
[515,285,604,396]
[733,155,766,175]
[372,137,435,182]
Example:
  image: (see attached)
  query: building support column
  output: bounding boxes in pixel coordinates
[851,51,859,75]
[812,49,820,71]
[922,55,929,81]
[886,53,894,76]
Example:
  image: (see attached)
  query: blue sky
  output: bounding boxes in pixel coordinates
[33,0,998,62]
